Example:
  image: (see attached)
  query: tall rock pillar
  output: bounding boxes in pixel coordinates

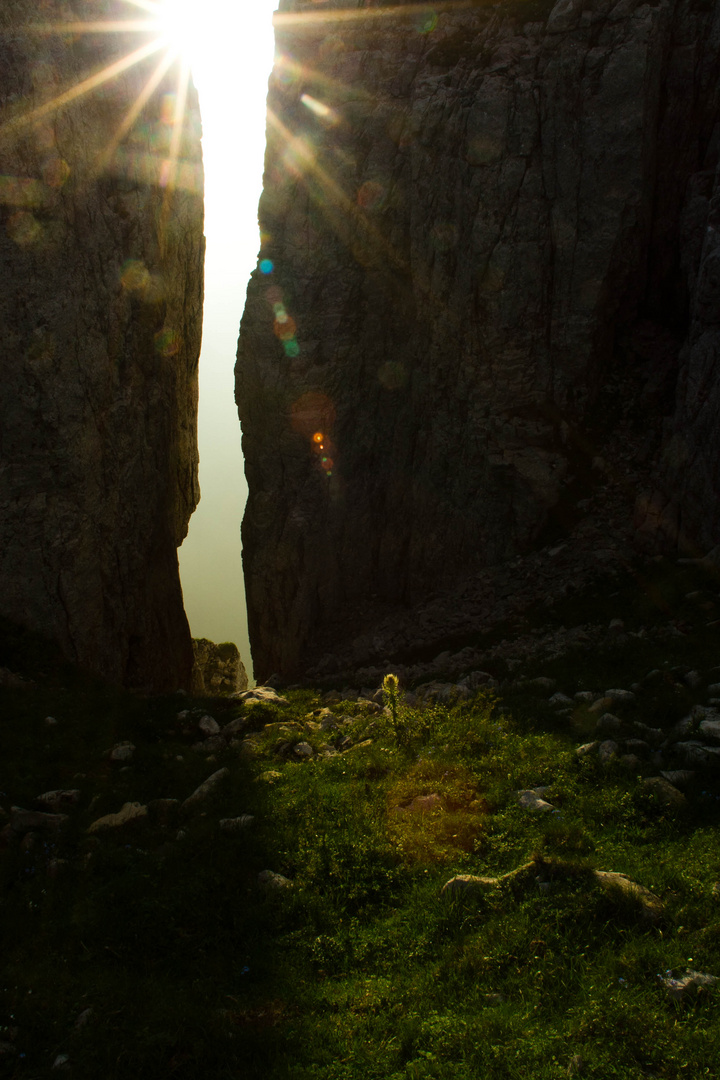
[238,0,720,681]
[0,0,204,690]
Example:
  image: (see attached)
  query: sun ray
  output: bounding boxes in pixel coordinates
[266,107,407,277]
[121,0,163,15]
[274,52,376,109]
[23,21,159,35]
[0,37,166,142]
[273,0,477,28]
[157,58,191,252]
[93,47,177,179]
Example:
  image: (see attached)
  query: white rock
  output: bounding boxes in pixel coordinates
[198,715,220,737]
[576,741,600,757]
[219,815,254,832]
[233,686,289,706]
[597,740,619,763]
[181,767,230,811]
[548,692,573,707]
[88,802,147,832]
[294,741,314,758]
[517,789,554,811]
[258,870,292,889]
[109,741,135,763]
[658,970,717,1000]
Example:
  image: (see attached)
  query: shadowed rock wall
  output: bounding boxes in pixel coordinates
[0,0,204,690]
[237,0,720,680]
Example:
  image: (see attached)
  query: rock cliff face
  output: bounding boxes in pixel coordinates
[237,0,720,681]
[0,1,204,690]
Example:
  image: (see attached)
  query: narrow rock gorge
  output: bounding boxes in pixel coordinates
[0,0,204,690]
[237,0,720,681]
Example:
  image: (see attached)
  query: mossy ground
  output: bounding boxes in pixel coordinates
[2,559,720,1078]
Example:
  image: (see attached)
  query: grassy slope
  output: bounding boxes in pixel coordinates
[1,559,720,1079]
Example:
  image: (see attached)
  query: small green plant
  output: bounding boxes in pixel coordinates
[382,672,409,748]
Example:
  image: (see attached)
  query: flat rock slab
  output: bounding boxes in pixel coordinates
[674,742,720,768]
[660,769,695,788]
[233,687,289,706]
[442,861,536,896]
[576,741,600,757]
[220,815,254,833]
[442,874,500,895]
[342,739,373,753]
[35,790,81,812]
[593,870,662,921]
[641,776,686,808]
[658,970,717,1000]
[11,807,68,835]
[258,870,292,889]
[88,802,147,832]
[517,789,554,811]
[181,767,230,812]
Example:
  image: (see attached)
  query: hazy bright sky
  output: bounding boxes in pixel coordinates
[168,0,279,683]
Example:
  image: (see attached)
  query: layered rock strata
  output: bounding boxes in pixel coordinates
[237,0,720,680]
[0,1,204,689]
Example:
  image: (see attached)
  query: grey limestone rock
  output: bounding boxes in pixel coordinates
[181,767,230,812]
[191,640,249,697]
[237,0,720,680]
[0,0,204,691]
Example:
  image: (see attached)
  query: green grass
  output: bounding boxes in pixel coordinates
[2,567,720,1078]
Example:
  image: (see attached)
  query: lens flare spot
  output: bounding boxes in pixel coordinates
[0,177,45,209]
[120,259,151,293]
[416,11,438,32]
[300,93,336,124]
[275,315,297,341]
[275,55,301,87]
[266,285,283,305]
[7,211,42,247]
[313,432,324,444]
[41,157,70,189]
[154,327,181,357]
[273,303,288,320]
[161,93,177,125]
[357,180,385,211]
[284,338,301,358]
[260,259,274,274]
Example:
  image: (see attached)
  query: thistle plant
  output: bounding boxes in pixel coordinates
[382,673,407,747]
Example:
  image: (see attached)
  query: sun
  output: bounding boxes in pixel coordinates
[149,0,202,68]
